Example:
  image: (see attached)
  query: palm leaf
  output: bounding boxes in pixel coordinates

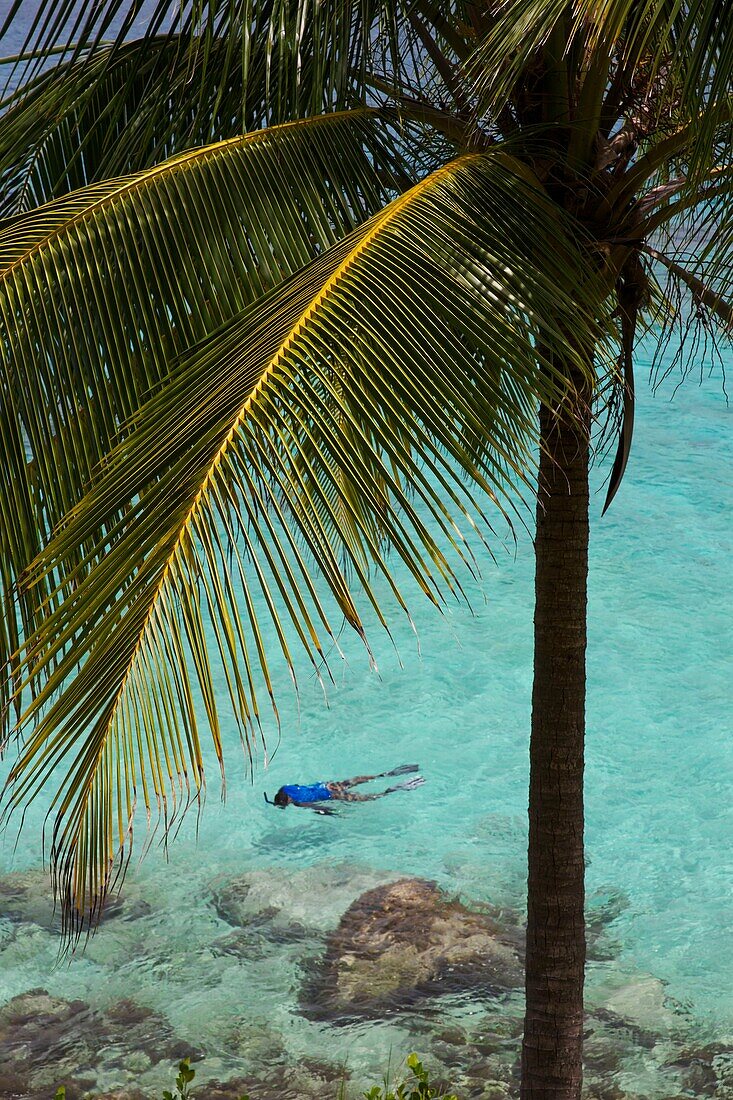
[638,162,733,292]
[0,0,383,213]
[466,0,733,157]
[6,149,607,936]
[645,246,733,332]
[0,108,404,738]
[0,36,253,216]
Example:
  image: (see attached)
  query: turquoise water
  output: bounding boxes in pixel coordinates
[1,344,731,1096]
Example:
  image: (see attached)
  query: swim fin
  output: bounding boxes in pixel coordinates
[385,763,419,776]
[385,775,425,794]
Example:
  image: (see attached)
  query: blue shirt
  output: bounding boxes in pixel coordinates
[280,782,333,803]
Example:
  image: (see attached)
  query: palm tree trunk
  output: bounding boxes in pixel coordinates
[521,381,590,1100]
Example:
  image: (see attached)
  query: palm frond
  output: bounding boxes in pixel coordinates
[1,0,375,106]
[0,109,403,741]
[6,149,608,937]
[644,246,733,332]
[0,0,385,213]
[641,243,733,394]
[638,161,733,286]
[0,37,249,216]
[466,0,733,160]
[366,0,476,118]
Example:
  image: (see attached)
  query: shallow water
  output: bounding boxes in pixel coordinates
[1,343,731,1098]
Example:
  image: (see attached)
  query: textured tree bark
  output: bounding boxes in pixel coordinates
[521,379,590,1100]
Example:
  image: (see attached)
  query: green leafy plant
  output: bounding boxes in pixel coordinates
[161,1058,197,1100]
[160,1057,250,1100]
[362,1053,459,1100]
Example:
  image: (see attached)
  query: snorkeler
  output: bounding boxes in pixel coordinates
[264,764,424,815]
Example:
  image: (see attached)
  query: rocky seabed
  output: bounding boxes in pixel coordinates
[0,864,731,1100]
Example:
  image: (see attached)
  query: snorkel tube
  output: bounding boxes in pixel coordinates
[263,792,275,805]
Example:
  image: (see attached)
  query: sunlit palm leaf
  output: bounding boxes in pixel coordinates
[0,109,403,737]
[6,150,605,937]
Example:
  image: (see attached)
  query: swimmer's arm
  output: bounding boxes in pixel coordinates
[291,800,339,816]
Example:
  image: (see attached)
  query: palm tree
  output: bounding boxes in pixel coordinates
[1,3,731,1097]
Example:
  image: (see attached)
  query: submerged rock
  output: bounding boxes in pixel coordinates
[0,918,16,950]
[664,1042,733,1098]
[210,908,317,962]
[0,987,89,1054]
[0,989,196,1096]
[218,1015,288,1065]
[210,862,400,935]
[586,887,631,932]
[301,877,524,1020]
[0,870,65,929]
[0,869,150,932]
[198,1079,256,1100]
[587,973,683,1038]
[428,990,713,1100]
[585,887,631,962]
[93,1091,148,1100]
[202,1058,348,1100]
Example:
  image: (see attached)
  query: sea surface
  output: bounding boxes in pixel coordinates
[0,338,731,1098]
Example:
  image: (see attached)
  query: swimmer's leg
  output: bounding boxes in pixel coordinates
[328,776,425,802]
[329,764,419,791]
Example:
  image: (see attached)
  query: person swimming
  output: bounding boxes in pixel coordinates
[264,764,424,815]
